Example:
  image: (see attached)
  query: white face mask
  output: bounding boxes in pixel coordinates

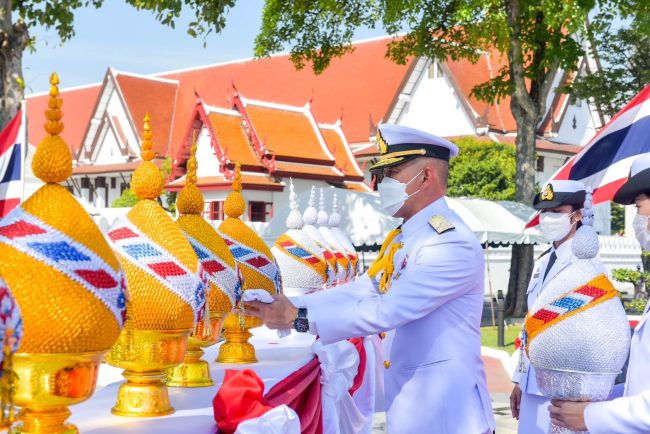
[377,169,423,216]
[633,214,650,251]
[539,211,577,242]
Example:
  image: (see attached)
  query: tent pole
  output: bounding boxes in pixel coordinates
[486,244,496,327]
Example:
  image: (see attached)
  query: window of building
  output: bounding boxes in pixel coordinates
[111,177,117,189]
[536,156,545,172]
[249,201,273,222]
[95,177,106,188]
[80,177,90,189]
[120,182,128,195]
[209,201,225,221]
[427,62,443,79]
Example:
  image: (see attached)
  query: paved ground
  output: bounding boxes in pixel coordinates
[372,353,519,433]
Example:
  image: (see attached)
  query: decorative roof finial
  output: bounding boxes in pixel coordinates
[130,113,163,200]
[224,162,245,218]
[286,179,304,229]
[317,188,329,227]
[177,132,204,215]
[32,73,73,183]
[303,185,318,225]
[572,186,599,260]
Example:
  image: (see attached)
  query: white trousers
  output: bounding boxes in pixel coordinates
[518,392,551,434]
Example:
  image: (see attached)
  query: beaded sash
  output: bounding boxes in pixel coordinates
[275,234,328,282]
[0,208,127,325]
[108,218,205,322]
[219,232,282,293]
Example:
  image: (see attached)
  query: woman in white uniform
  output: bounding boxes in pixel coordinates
[510,179,606,433]
[549,153,650,433]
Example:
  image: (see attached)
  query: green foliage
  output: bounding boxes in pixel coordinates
[567,14,650,117]
[624,298,648,314]
[255,0,648,104]
[612,268,650,285]
[112,188,139,208]
[611,203,625,235]
[447,136,516,200]
[14,0,235,42]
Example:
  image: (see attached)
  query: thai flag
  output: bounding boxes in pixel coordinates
[0,108,26,218]
[527,83,650,227]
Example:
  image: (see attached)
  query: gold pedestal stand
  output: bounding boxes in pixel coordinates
[105,328,190,417]
[216,312,259,364]
[167,313,224,387]
[9,351,104,434]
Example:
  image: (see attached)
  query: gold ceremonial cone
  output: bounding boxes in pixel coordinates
[0,74,126,434]
[105,114,200,416]
[167,136,238,386]
[217,163,282,364]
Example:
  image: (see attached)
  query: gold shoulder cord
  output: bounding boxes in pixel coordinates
[368,228,404,294]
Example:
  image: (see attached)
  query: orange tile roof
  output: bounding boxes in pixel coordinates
[114,73,178,156]
[166,173,282,192]
[160,37,414,157]
[27,85,101,152]
[342,181,373,192]
[206,111,261,168]
[319,126,364,180]
[272,161,341,178]
[242,102,333,163]
[444,51,517,132]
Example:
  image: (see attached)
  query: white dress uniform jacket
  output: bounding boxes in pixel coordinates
[584,301,650,433]
[295,197,495,434]
[512,238,607,433]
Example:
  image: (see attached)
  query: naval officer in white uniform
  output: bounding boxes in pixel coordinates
[247,124,496,434]
[549,153,650,433]
[510,179,607,433]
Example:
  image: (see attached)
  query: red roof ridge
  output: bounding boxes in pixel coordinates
[151,34,398,78]
[25,81,101,99]
[112,68,179,85]
[203,102,240,117]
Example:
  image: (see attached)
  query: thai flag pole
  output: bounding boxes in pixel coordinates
[20,99,27,203]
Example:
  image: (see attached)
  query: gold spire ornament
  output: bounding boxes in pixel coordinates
[0,73,126,434]
[167,136,240,387]
[217,162,282,364]
[105,114,204,417]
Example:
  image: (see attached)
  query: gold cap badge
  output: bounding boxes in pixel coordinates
[541,184,554,201]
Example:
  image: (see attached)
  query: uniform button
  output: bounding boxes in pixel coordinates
[384,360,391,369]
[379,332,387,339]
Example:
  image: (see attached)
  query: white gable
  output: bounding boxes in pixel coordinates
[79,71,139,164]
[388,58,476,137]
[196,127,223,177]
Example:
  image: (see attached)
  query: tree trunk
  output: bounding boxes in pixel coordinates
[505,243,534,316]
[0,0,28,130]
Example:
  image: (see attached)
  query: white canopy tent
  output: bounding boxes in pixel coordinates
[261,188,545,249]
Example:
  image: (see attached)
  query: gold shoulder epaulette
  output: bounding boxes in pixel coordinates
[428,215,455,234]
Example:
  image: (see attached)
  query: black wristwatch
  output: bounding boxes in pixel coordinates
[293,308,309,333]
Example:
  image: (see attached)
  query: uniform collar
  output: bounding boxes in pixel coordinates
[551,236,573,264]
[401,196,450,240]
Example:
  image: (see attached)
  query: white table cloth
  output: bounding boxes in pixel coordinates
[70,328,316,433]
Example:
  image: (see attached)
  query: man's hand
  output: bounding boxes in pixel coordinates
[243,294,298,330]
[548,400,590,431]
[510,384,522,420]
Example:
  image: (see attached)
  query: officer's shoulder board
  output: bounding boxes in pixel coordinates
[428,215,455,234]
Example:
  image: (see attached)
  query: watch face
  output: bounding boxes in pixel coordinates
[293,317,309,333]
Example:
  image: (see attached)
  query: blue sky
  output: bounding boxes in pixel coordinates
[22,1,385,95]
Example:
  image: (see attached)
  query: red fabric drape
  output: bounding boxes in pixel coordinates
[213,369,273,434]
[213,357,323,434]
[347,337,367,396]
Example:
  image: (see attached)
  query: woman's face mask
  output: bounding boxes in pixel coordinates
[539,211,577,242]
[633,213,650,251]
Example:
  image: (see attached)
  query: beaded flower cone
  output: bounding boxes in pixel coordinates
[316,188,351,284]
[167,138,240,387]
[217,163,281,364]
[0,74,126,434]
[271,180,328,296]
[328,194,360,278]
[105,114,204,417]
